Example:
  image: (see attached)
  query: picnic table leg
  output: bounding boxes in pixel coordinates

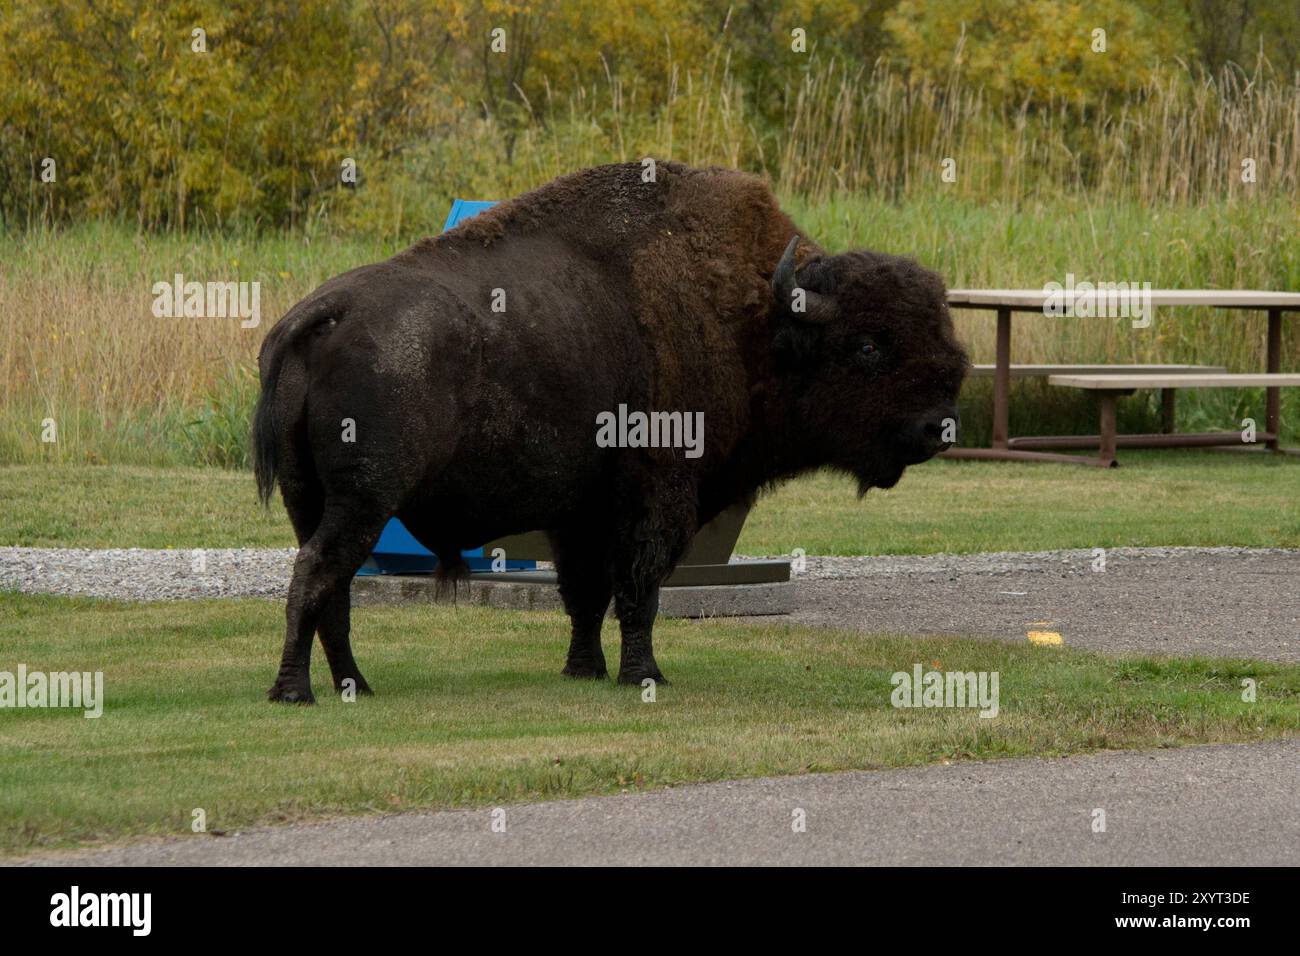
[1160,388,1176,433]
[992,307,1011,448]
[1265,307,1281,452]
[1098,392,1119,467]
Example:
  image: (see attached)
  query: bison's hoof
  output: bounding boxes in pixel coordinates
[268,681,316,705]
[617,666,669,687]
[562,659,609,679]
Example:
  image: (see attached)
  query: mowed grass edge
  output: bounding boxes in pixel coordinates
[1,592,1296,856]
[3,451,1299,554]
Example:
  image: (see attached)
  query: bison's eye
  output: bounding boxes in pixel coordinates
[853,337,883,373]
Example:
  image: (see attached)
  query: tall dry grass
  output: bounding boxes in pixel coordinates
[778,58,1300,203]
[3,54,1298,464]
[0,227,394,464]
[332,51,1300,237]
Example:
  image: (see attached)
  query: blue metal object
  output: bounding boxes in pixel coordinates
[357,199,537,576]
[440,199,498,232]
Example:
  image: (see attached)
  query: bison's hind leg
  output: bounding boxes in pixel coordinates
[316,586,372,696]
[269,496,391,704]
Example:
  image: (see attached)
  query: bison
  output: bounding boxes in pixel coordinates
[253,161,968,703]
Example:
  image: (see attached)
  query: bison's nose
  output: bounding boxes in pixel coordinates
[908,406,959,460]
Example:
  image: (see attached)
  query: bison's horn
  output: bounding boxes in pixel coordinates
[772,236,800,303]
[772,236,833,323]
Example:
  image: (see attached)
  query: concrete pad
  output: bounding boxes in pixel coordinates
[351,571,795,618]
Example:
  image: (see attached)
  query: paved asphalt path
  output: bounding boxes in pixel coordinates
[789,548,1300,662]
[15,740,1297,866]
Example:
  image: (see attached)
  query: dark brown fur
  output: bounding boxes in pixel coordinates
[253,161,967,702]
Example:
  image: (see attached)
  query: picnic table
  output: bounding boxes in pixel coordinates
[943,289,1300,466]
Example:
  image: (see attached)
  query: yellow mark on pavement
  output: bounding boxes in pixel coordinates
[1027,630,1063,646]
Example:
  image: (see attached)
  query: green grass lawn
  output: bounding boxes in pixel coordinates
[2,591,1296,856]
[1,464,288,550]
[3,450,1298,553]
[745,450,1300,554]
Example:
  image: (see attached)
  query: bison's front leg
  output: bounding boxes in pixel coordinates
[613,582,668,685]
[550,528,613,679]
[611,503,694,686]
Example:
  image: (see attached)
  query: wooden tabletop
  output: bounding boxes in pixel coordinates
[948,289,1300,310]
[1049,373,1300,389]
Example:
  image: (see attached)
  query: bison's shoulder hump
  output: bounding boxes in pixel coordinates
[405,162,788,258]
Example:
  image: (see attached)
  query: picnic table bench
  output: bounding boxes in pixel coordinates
[969,364,1228,436]
[1040,373,1300,466]
[967,364,1226,378]
[944,289,1300,466]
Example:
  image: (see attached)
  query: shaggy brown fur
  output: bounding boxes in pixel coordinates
[254,161,967,703]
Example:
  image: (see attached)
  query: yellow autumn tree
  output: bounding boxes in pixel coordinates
[883,0,1184,106]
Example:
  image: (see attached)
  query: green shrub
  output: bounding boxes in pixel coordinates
[180,365,259,469]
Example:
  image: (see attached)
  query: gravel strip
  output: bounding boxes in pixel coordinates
[1,544,1297,600]
[4,545,1298,661]
[0,547,298,601]
[785,546,1300,579]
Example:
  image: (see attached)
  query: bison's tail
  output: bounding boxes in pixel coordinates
[252,379,281,508]
[252,294,343,507]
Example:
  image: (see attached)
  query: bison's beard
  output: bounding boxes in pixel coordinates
[854,455,909,496]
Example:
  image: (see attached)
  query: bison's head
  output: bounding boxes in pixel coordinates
[771,237,969,491]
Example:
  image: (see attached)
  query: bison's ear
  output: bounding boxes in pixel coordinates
[771,236,835,325]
